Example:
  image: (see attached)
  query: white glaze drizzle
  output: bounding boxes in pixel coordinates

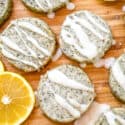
[112,58,125,91]
[104,110,125,125]
[55,94,80,118]
[61,21,98,59]
[1,20,52,69]
[35,0,54,11]
[35,0,47,11]
[13,26,38,58]
[69,14,104,39]
[13,21,51,57]
[104,111,117,125]
[17,21,53,40]
[68,98,88,112]
[45,0,53,9]
[26,36,50,56]
[47,84,81,118]
[2,48,39,69]
[0,36,29,57]
[84,11,109,33]
[35,0,68,11]
[47,69,94,92]
[115,114,125,124]
[19,28,51,56]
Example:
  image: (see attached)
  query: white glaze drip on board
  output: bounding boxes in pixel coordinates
[104,110,125,125]
[66,2,75,10]
[112,58,125,91]
[52,48,62,62]
[74,102,110,125]
[47,69,94,92]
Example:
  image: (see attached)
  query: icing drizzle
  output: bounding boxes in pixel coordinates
[112,58,125,91]
[47,85,87,118]
[61,11,110,60]
[47,69,94,92]
[1,19,52,70]
[104,110,125,125]
[55,94,81,118]
[34,0,69,12]
[46,67,94,118]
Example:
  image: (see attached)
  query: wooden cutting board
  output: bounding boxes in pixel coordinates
[0,0,125,124]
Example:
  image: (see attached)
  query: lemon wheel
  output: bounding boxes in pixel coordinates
[0,72,35,125]
[0,61,4,72]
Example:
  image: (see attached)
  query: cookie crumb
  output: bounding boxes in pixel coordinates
[79,63,87,68]
[47,12,55,19]
[66,2,75,10]
[52,48,62,62]
[122,5,125,12]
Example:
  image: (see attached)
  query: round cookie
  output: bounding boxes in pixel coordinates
[60,10,113,64]
[37,64,95,123]
[109,54,125,102]
[22,0,70,13]
[95,108,125,125]
[0,0,12,26]
[0,17,56,72]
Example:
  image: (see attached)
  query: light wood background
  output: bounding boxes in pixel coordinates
[0,0,125,124]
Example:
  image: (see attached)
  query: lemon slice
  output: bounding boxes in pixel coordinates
[0,61,4,72]
[0,72,35,125]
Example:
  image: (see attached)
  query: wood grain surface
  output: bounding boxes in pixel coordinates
[0,0,125,124]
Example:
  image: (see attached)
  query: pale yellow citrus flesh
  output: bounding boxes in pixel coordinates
[0,61,4,72]
[0,72,35,125]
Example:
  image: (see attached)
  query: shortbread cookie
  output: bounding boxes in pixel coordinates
[95,108,125,125]
[0,0,12,26]
[0,18,56,72]
[22,0,70,13]
[109,54,125,102]
[60,10,113,64]
[37,64,95,123]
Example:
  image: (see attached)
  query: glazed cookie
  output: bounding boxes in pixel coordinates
[109,54,125,102]
[37,64,95,123]
[95,108,125,125]
[0,0,12,26]
[0,18,56,72]
[60,10,113,64]
[22,0,71,14]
